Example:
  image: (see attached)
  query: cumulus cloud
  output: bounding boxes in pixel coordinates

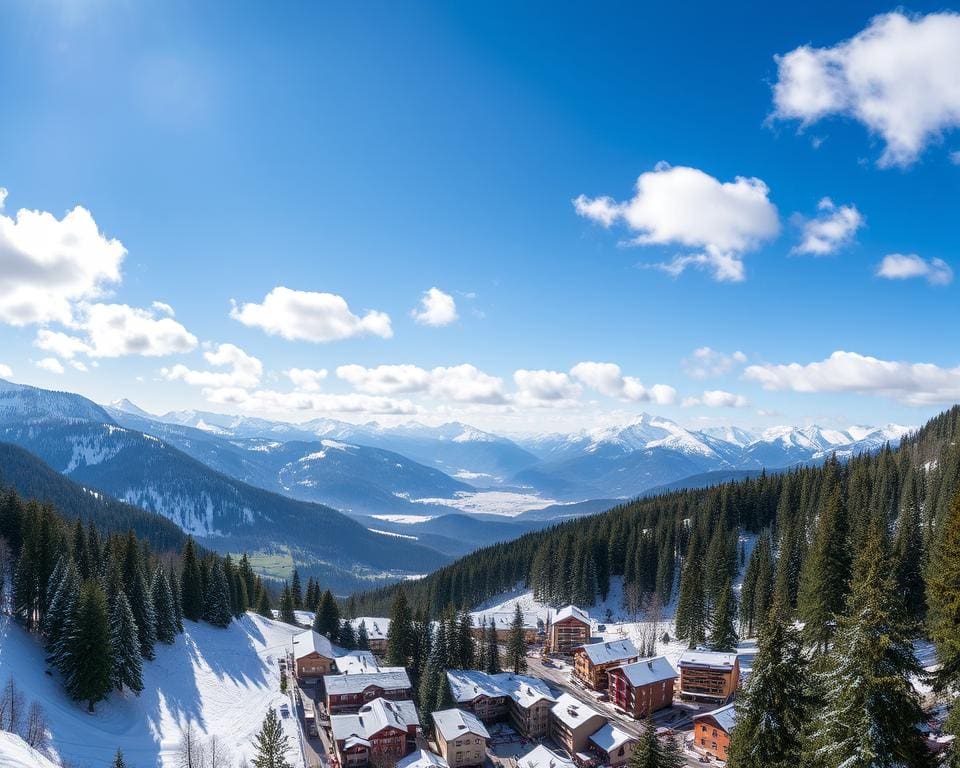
[512,369,582,408]
[876,253,953,285]
[570,361,677,405]
[792,198,864,256]
[285,368,328,392]
[151,301,175,317]
[682,347,747,379]
[574,163,779,282]
[35,357,65,375]
[203,386,417,416]
[772,11,960,167]
[0,190,125,326]
[0,363,12,379]
[744,349,960,405]
[161,343,263,388]
[230,286,392,342]
[411,287,458,327]
[428,365,507,404]
[336,364,432,396]
[683,390,750,408]
[336,362,507,404]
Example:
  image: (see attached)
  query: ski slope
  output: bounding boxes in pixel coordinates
[0,613,305,768]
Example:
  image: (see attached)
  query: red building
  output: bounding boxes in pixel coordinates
[608,656,677,717]
[330,697,421,767]
[324,669,413,714]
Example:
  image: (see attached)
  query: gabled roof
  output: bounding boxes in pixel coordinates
[447,669,509,704]
[490,673,556,709]
[517,745,575,768]
[330,698,420,742]
[678,650,739,670]
[611,656,678,687]
[432,708,490,741]
[553,605,590,626]
[589,723,636,754]
[352,616,391,641]
[397,750,450,768]
[293,629,335,661]
[550,693,606,730]
[473,611,540,631]
[336,650,381,675]
[693,703,737,733]
[578,639,638,665]
[324,668,411,696]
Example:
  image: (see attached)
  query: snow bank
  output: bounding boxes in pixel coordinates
[0,613,305,768]
[0,732,60,768]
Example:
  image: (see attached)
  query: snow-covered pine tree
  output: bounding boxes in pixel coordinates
[506,603,527,674]
[338,619,356,649]
[109,590,144,695]
[112,749,126,768]
[203,559,233,628]
[357,620,370,651]
[251,707,292,768]
[44,560,79,668]
[485,619,500,674]
[313,590,340,638]
[62,580,113,712]
[255,583,272,618]
[180,538,203,622]
[385,590,413,666]
[707,578,738,652]
[151,564,177,644]
[169,568,184,633]
[291,569,302,610]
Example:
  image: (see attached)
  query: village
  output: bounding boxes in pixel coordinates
[282,604,748,768]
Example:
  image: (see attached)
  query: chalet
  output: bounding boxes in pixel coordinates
[677,651,739,703]
[292,630,336,680]
[573,639,639,690]
[329,697,420,767]
[432,708,490,768]
[471,611,540,643]
[490,673,556,739]
[692,703,736,761]
[608,656,677,717]
[588,723,637,767]
[549,693,607,757]
[352,617,391,655]
[547,606,591,654]
[325,668,413,714]
[516,745,575,768]
[336,650,382,675]
[397,750,450,768]
[446,670,510,722]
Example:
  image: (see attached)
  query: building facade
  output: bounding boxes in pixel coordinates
[607,656,677,717]
[692,704,736,761]
[573,639,639,690]
[490,673,556,739]
[446,670,510,723]
[292,630,336,680]
[547,606,591,654]
[432,709,490,768]
[329,698,420,768]
[588,724,637,767]
[324,669,413,713]
[677,651,739,703]
[549,693,607,755]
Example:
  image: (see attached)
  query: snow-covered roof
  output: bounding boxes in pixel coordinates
[553,605,590,625]
[693,703,736,733]
[447,669,509,703]
[678,651,738,670]
[550,693,606,730]
[473,611,540,631]
[330,698,420,742]
[324,668,411,696]
[611,656,678,687]
[293,629,335,660]
[397,749,450,768]
[351,616,391,641]
[589,723,636,754]
[432,708,490,741]
[490,673,556,709]
[336,650,382,675]
[517,745,575,768]
[578,639,638,665]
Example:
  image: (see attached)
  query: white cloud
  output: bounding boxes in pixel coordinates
[35,357,65,375]
[337,362,507,404]
[0,363,12,378]
[772,11,960,167]
[792,198,864,255]
[151,300,175,317]
[512,369,582,408]
[336,364,432,396]
[411,287,458,327]
[70,360,88,372]
[574,163,779,282]
[570,361,677,405]
[876,253,953,285]
[285,368,328,392]
[202,386,417,416]
[428,365,507,404]
[682,347,748,379]
[230,286,393,342]
[35,303,198,359]
[0,191,126,326]
[683,390,750,408]
[161,343,263,388]
[744,349,960,405]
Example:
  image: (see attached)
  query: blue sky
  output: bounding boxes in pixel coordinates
[1,0,959,433]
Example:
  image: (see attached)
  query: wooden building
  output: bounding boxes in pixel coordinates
[692,704,736,761]
[588,723,637,767]
[471,611,540,644]
[677,651,739,703]
[446,669,510,722]
[329,698,420,768]
[547,606,591,654]
[432,709,490,768]
[573,639,639,690]
[549,693,607,756]
[491,673,556,739]
[351,617,390,656]
[292,630,336,680]
[324,668,413,713]
[607,656,677,717]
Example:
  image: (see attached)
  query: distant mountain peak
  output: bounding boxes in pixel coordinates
[108,398,155,419]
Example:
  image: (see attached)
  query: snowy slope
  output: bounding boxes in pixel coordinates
[0,613,305,768]
[0,732,60,768]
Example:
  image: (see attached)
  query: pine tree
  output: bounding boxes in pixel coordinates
[44,559,79,664]
[203,559,233,628]
[112,749,126,768]
[151,564,177,644]
[313,590,340,638]
[62,580,113,712]
[675,536,706,647]
[806,517,932,768]
[121,532,157,660]
[109,590,144,695]
[506,603,527,674]
[291,569,303,610]
[357,620,370,651]
[386,590,413,667]
[251,707,292,768]
[707,579,738,652]
[255,582,273,619]
[628,719,683,768]
[484,620,500,674]
[456,612,474,669]
[278,583,297,625]
[180,538,203,622]
[892,474,925,621]
[726,617,808,768]
[338,620,357,649]
[169,568,184,633]
[238,554,257,608]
